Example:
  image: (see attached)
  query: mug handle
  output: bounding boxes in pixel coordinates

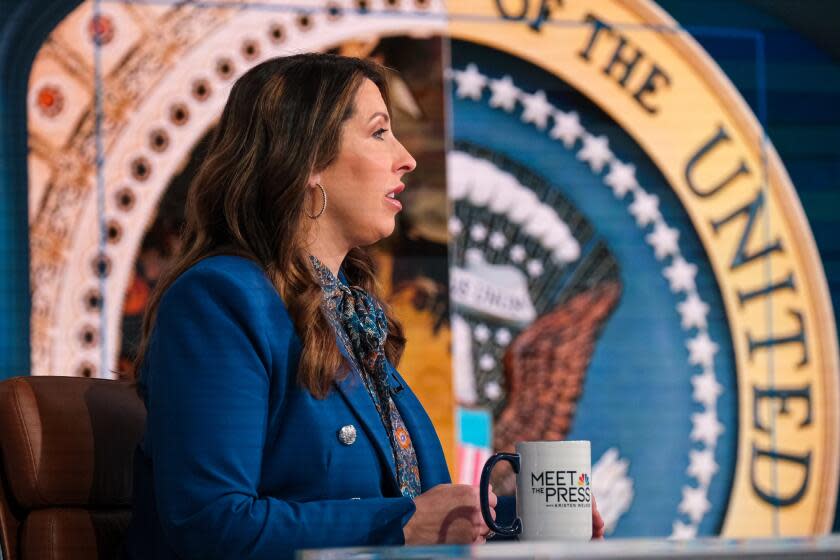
[479,453,523,537]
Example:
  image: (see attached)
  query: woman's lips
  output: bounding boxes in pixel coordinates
[385,196,403,211]
[385,184,405,211]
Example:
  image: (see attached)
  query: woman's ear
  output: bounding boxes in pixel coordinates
[308,171,322,188]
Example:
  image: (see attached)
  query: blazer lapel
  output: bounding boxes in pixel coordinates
[333,339,399,493]
[386,363,452,490]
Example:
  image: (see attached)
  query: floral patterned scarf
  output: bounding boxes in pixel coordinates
[310,255,422,499]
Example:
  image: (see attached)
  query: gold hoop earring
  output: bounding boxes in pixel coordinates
[305,183,327,219]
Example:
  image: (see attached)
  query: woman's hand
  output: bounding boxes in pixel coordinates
[592,495,605,539]
[403,484,497,545]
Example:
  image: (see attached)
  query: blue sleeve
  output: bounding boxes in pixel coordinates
[143,264,415,559]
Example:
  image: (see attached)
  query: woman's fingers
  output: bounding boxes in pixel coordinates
[591,495,606,539]
[487,487,498,508]
[474,507,492,530]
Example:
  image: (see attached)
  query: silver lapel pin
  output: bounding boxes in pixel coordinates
[338,424,357,446]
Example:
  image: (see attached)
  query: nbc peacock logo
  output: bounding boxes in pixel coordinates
[578,473,590,487]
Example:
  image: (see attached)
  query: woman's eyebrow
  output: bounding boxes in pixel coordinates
[368,111,390,124]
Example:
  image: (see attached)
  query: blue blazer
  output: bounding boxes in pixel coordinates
[123,256,452,559]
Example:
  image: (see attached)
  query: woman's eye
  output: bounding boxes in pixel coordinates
[373,127,389,140]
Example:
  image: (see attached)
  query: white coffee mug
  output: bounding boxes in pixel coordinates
[480,440,592,541]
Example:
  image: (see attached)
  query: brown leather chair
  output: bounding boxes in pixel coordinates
[0,376,145,560]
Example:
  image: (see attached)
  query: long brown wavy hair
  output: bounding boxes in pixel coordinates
[134,53,406,398]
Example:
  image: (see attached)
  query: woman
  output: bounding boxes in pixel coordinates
[124,53,603,559]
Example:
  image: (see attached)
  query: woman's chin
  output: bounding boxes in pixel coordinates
[381,219,397,239]
[358,220,396,247]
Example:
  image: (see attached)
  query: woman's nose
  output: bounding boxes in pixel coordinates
[396,142,417,174]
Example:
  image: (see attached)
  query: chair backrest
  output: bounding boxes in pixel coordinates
[0,376,145,560]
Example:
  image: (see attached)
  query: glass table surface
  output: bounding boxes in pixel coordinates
[300,535,840,560]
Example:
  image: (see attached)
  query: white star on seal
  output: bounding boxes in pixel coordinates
[510,244,526,263]
[670,520,697,540]
[604,160,639,199]
[526,259,544,277]
[677,293,710,330]
[488,75,519,112]
[691,409,724,447]
[495,328,512,346]
[645,222,679,260]
[629,190,660,227]
[520,89,553,130]
[470,223,488,242]
[550,110,584,148]
[687,332,719,368]
[489,231,507,250]
[479,354,496,371]
[454,63,487,100]
[678,486,710,524]
[577,134,613,173]
[691,369,722,408]
[687,448,719,487]
[448,216,463,236]
[663,257,698,293]
[465,248,484,266]
[484,381,503,400]
[474,323,490,343]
